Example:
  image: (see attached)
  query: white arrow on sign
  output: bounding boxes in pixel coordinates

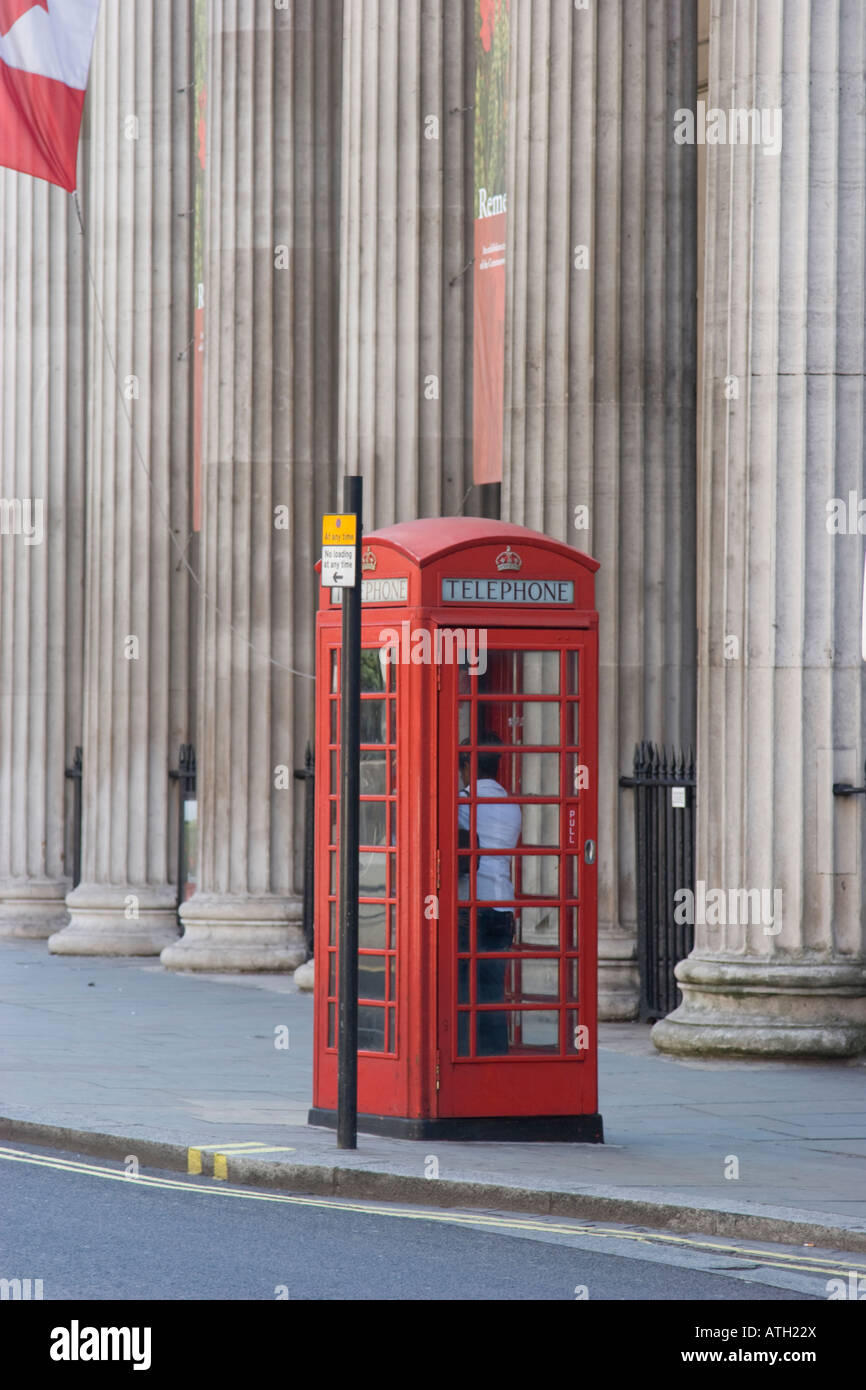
[322,544,356,588]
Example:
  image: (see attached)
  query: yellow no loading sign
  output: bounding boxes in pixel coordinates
[322,514,357,546]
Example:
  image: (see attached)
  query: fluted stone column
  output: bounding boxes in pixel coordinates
[339,0,476,524]
[0,177,85,937]
[50,0,194,955]
[163,0,342,971]
[654,0,866,1055]
[502,1,698,1018]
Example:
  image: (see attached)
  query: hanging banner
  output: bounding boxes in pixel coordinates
[472,0,510,485]
[0,0,101,191]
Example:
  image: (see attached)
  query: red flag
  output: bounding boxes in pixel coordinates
[0,0,101,192]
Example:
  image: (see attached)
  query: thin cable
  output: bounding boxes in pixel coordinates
[72,189,315,680]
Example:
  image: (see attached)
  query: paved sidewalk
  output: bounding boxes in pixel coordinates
[2,939,865,1250]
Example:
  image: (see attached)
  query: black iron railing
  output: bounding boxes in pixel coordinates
[64,746,83,888]
[620,742,695,1021]
[169,744,197,914]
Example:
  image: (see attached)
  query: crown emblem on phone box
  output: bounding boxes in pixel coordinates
[362,547,377,571]
[495,545,522,572]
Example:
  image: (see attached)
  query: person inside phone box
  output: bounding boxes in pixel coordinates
[457,734,522,1055]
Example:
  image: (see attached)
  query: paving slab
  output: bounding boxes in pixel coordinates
[2,939,865,1250]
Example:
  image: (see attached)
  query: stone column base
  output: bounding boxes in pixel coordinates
[598,927,640,1020]
[652,956,866,1057]
[161,893,305,972]
[0,879,71,939]
[50,883,180,955]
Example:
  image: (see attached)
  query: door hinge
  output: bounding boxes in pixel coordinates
[435,1050,440,1091]
[436,662,442,689]
[436,848,441,890]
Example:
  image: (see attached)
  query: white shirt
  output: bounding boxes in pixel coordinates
[458,778,522,909]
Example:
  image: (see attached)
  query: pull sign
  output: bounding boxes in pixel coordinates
[567,806,578,847]
[584,839,596,865]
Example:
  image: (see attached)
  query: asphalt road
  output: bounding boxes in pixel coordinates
[0,1142,849,1303]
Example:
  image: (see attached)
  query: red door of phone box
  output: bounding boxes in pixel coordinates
[309,517,603,1142]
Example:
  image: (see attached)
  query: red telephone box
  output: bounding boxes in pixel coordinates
[309,518,603,1141]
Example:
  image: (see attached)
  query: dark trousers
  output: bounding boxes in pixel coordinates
[458,908,514,1056]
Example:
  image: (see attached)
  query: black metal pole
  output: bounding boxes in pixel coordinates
[337,476,362,1149]
[294,743,315,958]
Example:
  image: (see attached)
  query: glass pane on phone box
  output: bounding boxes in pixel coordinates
[515,854,560,897]
[359,799,387,846]
[477,702,560,745]
[514,1009,559,1051]
[521,701,561,746]
[358,899,388,949]
[358,1005,386,1051]
[519,803,560,846]
[360,649,386,692]
[330,649,340,694]
[516,905,559,948]
[360,751,387,795]
[473,651,559,695]
[360,698,387,744]
[512,958,559,1001]
[469,650,508,694]
[566,651,579,695]
[498,751,559,796]
[359,850,387,895]
[518,651,560,695]
[358,953,386,1001]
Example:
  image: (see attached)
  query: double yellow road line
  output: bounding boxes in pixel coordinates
[1,1143,864,1281]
